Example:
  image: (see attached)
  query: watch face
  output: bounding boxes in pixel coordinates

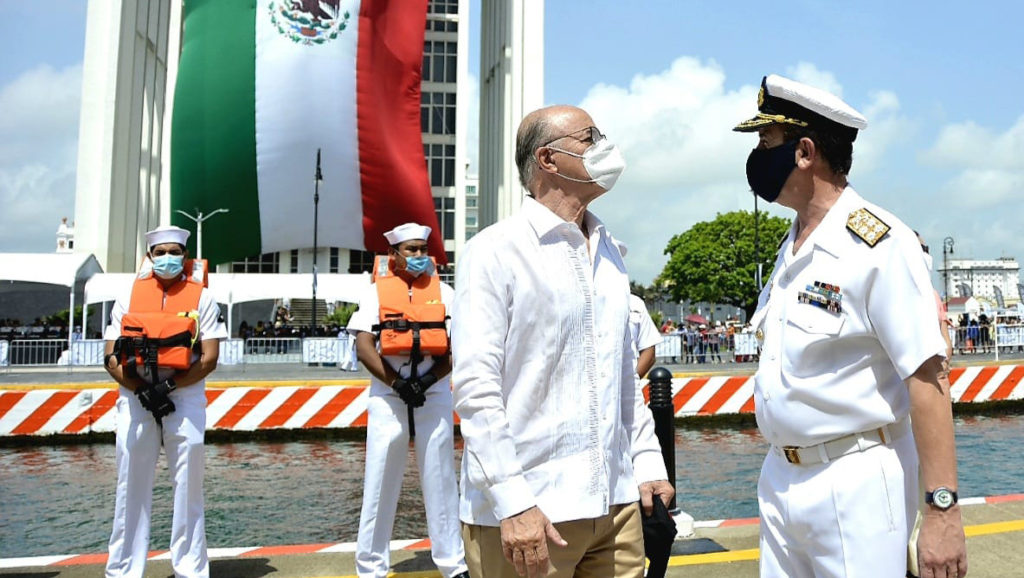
[933,489,954,509]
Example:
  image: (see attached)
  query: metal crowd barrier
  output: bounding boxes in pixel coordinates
[0,336,360,370]
[243,337,303,363]
[4,339,69,367]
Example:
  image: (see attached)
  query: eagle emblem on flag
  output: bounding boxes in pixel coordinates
[270,0,351,45]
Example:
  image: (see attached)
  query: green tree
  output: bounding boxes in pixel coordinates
[659,210,791,319]
[323,302,358,327]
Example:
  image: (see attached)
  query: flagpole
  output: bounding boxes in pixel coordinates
[312,148,322,336]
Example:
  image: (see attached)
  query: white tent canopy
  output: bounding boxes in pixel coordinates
[0,253,104,348]
[84,272,372,335]
[84,272,372,306]
[0,253,102,287]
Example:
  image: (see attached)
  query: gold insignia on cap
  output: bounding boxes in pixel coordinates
[846,208,890,247]
[755,328,764,342]
[757,86,765,108]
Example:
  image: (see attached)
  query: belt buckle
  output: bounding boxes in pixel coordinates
[782,446,801,464]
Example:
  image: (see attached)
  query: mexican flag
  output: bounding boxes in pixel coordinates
[170,0,444,265]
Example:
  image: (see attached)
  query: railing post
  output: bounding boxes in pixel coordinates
[646,366,677,511]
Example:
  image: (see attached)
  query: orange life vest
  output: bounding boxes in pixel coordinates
[112,260,206,371]
[371,255,449,357]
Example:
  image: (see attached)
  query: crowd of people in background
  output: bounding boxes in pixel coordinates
[657,318,741,364]
[0,318,101,341]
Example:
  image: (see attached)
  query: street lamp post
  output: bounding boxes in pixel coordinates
[175,208,230,260]
[312,148,323,336]
[942,237,954,304]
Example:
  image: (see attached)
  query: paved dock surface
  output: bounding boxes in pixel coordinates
[2,498,1020,577]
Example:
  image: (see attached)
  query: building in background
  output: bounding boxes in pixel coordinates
[940,258,1021,307]
[477,0,544,229]
[464,170,479,240]
[73,0,542,282]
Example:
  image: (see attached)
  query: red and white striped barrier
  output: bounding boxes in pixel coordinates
[2,365,1024,437]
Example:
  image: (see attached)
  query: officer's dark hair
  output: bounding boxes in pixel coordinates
[515,115,556,190]
[783,125,854,177]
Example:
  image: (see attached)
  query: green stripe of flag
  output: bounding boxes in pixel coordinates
[171,0,260,264]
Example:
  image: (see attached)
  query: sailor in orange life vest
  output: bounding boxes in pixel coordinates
[346,222,469,578]
[102,225,227,578]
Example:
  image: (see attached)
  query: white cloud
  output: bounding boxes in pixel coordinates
[0,63,81,252]
[918,115,1024,210]
[575,59,926,283]
[785,62,843,98]
[853,90,914,175]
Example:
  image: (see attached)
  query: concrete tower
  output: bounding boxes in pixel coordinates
[477,0,544,229]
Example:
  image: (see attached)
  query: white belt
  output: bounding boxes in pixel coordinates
[773,417,911,466]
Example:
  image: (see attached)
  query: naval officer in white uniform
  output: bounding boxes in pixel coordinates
[735,75,967,578]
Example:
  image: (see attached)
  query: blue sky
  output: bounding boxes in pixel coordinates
[1,1,1022,286]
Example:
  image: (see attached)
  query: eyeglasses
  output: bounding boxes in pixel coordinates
[542,126,605,148]
[921,244,930,254]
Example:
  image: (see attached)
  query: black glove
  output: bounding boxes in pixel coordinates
[417,372,439,392]
[392,378,426,408]
[136,378,176,419]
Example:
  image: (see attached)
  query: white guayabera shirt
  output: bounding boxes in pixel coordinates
[451,197,668,526]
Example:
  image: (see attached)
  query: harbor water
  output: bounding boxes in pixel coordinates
[1,415,1022,559]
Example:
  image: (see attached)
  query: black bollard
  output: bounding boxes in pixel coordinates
[646,366,676,511]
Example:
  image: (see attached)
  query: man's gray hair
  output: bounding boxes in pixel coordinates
[515,114,555,191]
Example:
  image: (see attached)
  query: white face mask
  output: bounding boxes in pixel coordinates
[548,138,627,191]
[923,253,934,273]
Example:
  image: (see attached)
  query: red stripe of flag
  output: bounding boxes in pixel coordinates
[0,391,28,420]
[355,0,444,261]
[959,366,998,403]
[303,388,364,428]
[214,389,271,429]
[698,376,749,415]
[63,390,119,434]
[11,391,79,435]
[990,366,1024,401]
[259,388,318,429]
[673,378,709,414]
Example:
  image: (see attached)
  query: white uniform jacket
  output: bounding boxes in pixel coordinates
[750,187,947,448]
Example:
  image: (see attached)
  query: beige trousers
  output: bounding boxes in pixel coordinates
[462,502,644,578]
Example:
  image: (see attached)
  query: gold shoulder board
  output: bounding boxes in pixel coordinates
[846,208,890,247]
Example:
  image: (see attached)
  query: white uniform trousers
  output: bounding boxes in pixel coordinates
[356,385,467,578]
[106,384,209,578]
[758,433,918,578]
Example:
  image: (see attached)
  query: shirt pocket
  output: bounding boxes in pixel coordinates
[786,303,845,337]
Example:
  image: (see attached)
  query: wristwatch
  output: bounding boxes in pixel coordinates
[925,487,959,510]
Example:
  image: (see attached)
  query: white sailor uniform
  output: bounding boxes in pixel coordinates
[750,187,946,577]
[104,285,227,578]
[347,282,467,578]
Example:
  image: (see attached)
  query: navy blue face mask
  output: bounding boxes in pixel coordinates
[745,140,798,203]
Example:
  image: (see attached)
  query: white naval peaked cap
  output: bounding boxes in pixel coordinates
[145,225,190,249]
[384,222,431,246]
[734,74,868,141]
